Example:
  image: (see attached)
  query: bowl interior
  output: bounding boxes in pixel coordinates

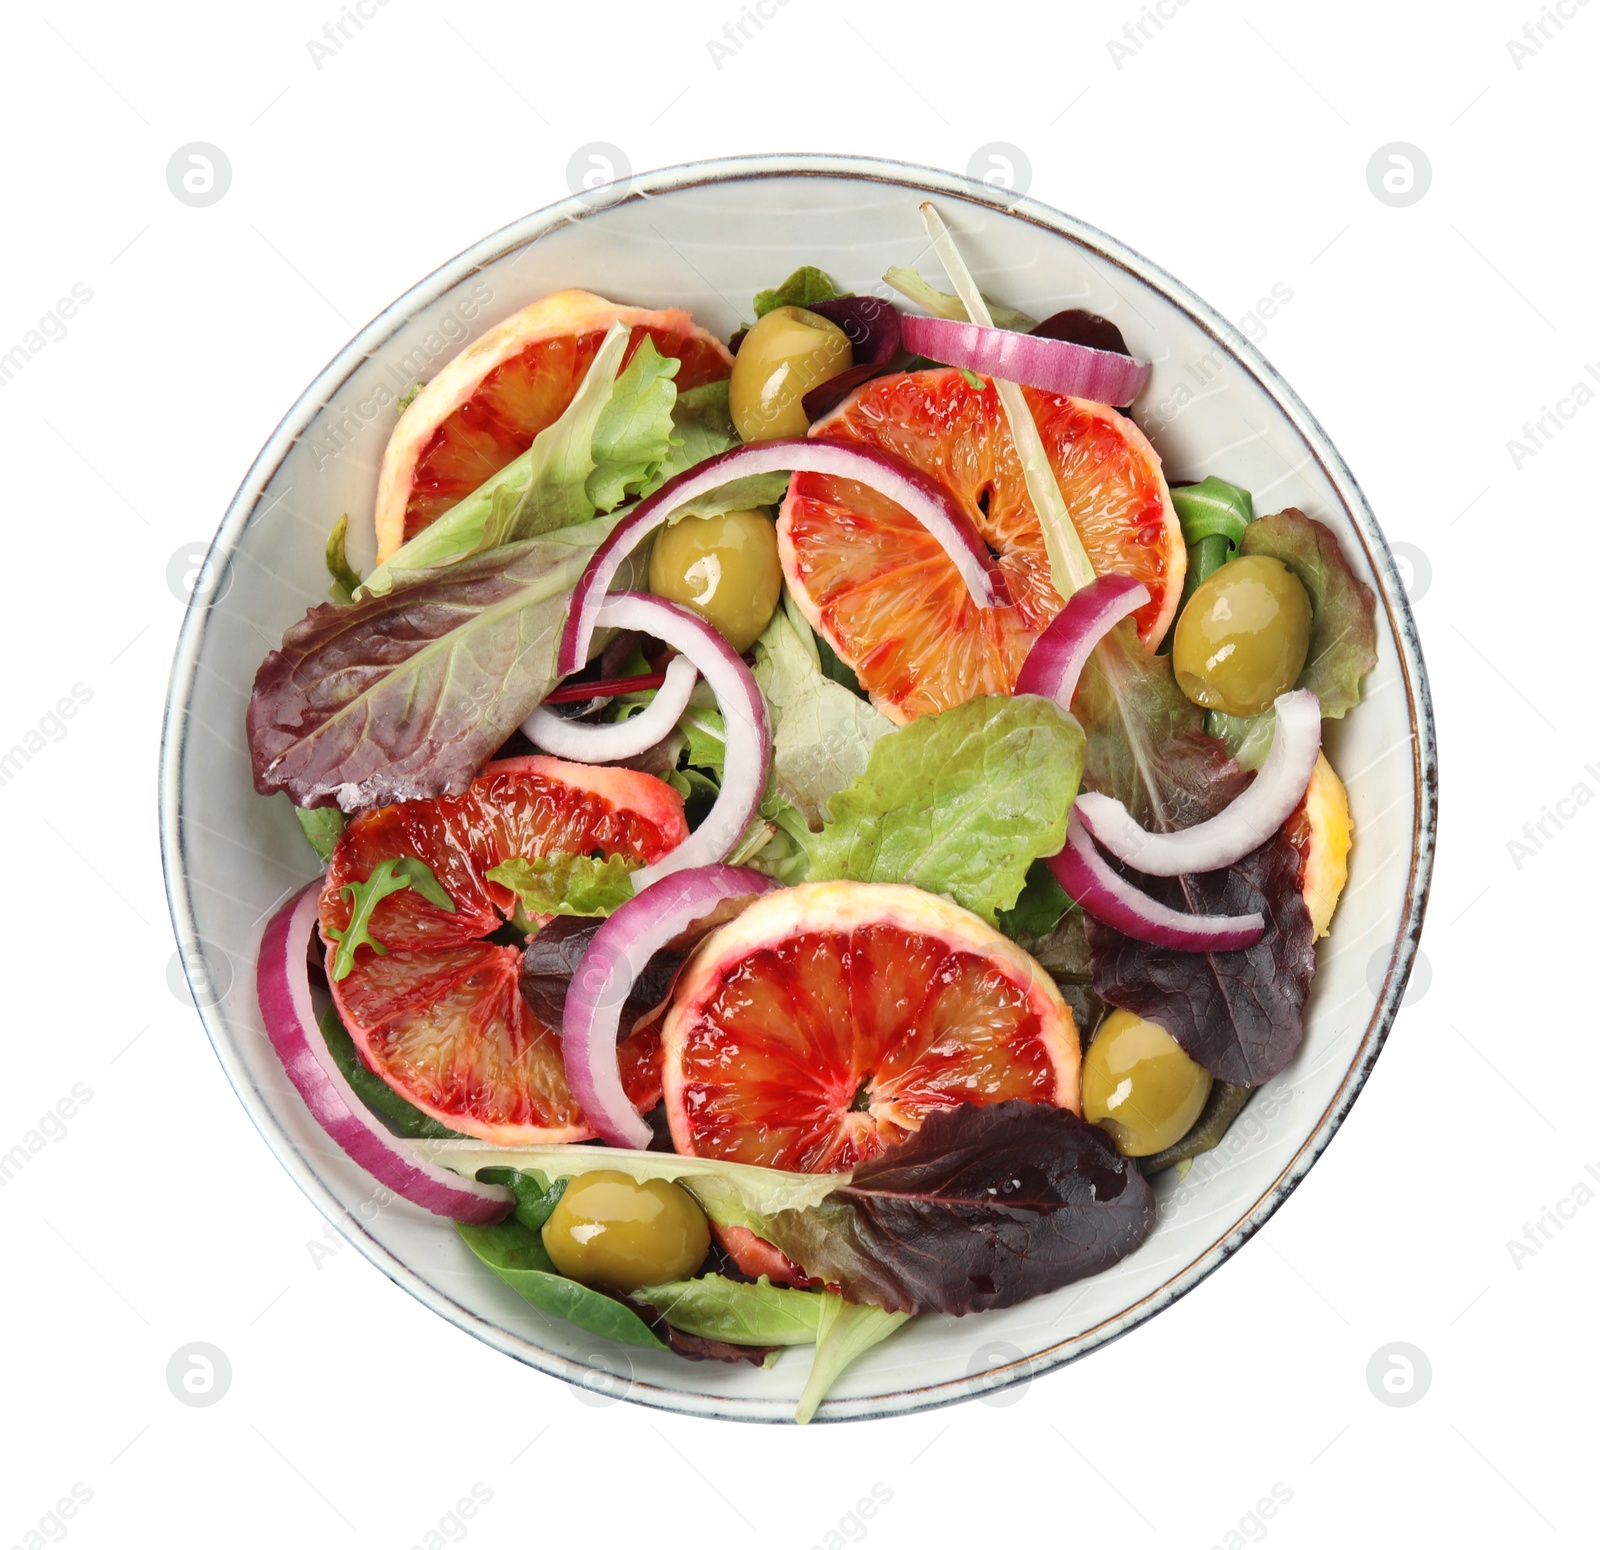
[161,155,1431,1422]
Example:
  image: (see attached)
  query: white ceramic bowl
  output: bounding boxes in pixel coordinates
[160,153,1435,1422]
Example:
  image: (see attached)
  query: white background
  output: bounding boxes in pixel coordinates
[1,0,1593,1545]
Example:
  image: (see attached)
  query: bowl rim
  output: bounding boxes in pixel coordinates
[159,150,1437,1423]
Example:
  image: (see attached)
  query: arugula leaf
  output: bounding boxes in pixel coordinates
[249,511,636,810]
[324,514,361,604]
[753,602,892,829]
[324,857,453,979]
[882,264,1036,332]
[797,1300,909,1425]
[757,1101,1156,1316]
[455,1215,667,1350]
[486,852,638,918]
[632,1275,825,1347]
[753,265,842,317]
[794,694,1084,923]
[293,802,345,862]
[319,1005,467,1139]
[1239,507,1378,718]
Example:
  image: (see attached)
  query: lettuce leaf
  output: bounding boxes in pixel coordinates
[793,693,1083,923]
[797,1301,909,1424]
[753,601,893,829]
[1239,507,1378,718]
[882,264,1036,332]
[249,511,636,810]
[753,265,842,318]
[651,380,737,489]
[631,1275,825,1347]
[582,337,682,514]
[486,852,638,918]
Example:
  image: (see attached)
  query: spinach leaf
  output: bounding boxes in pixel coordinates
[794,694,1084,924]
[472,1167,568,1232]
[996,858,1073,940]
[1239,508,1378,718]
[455,1215,667,1350]
[248,511,634,810]
[293,802,345,862]
[318,1005,466,1140]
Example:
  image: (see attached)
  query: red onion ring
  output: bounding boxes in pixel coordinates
[591,594,770,888]
[901,313,1151,407]
[522,655,698,763]
[1048,813,1265,952]
[1075,690,1323,877]
[255,883,514,1222]
[557,439,1005,678]
[563,865,776,1148]
[1014,574,1151,707]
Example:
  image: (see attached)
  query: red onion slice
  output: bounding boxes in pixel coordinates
[901,313,1151,407]
[255,884,514,1222]
[592,593,770,888]
[1075,690,1322,877]
[522,654,698,763]
[564,865,776,1148]
[558,439,1004,677]
[1048,813,1265,952]
[1015,574,1151,708]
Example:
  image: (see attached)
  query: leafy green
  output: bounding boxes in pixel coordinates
[996,858,1073,940]
[667,470,792,523]
[753,265,842,318]
[797,1299,909,1425]
[793,694,1085,924]
[249,512,640,810]
[1171,476,1253,613]
[395,380,424,415]
[752,601,893,829]
[486,852,638,918]
[293,802,345,862]
[319,1005,467,1139]
[633,1275,825,1347]
[582,337,682,514]
[882,264,1036,332]
[1238,507,1378,718]
[455,1214,667,1350]
[678,692,728,776]
[1137,1082,1252,1177]
[1207,707,1279,771]
[324,857,454,979]
[473,1167,568,1232]
[651,380,738,489]
[324,514,361,603]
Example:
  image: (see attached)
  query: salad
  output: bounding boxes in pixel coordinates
[247,203,1378,1419]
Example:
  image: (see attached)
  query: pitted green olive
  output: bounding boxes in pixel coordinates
[540,1170,711,1291]
[1172,555,1312,717]
[729,305,853,442]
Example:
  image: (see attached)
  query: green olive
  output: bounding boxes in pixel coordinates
[540,1170,710,1291]
[1082,1009,1213,1157]
[1172,555,1313,717]
[729,305,854,442]
[648,507,782,651]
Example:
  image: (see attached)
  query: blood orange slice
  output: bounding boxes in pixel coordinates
[1285,752,1353,941]
[319,756,687,1144]
[374,289,733,560]
[778,368,1183,722]
[660,881,1080,1174]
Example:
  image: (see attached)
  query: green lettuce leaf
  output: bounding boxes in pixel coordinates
[796,1300,909,1425]
[293,802,345,862]
[583,337,682,513]
[650,380,738,489]
[1238,507,1378,718]
[753,601,893,829]
[486,852,638,918]
[667,470,792,523]
[753,265,842,318]
[324,514,361,604]
[793,693,1085,923]
[633,1275,825,1347]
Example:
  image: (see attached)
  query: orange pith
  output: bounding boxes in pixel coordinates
[778,369,1183,722]
[1284,751,1353,940]
[661,882,1080,1173]
[320,756,687,1143]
